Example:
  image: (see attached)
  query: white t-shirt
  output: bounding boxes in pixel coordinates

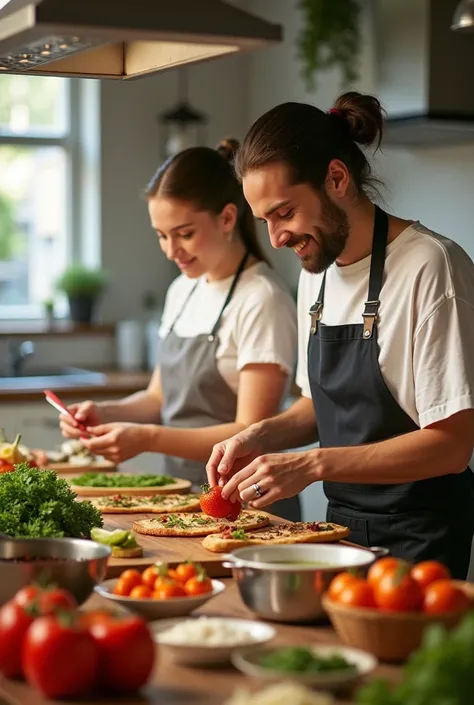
[296,222,474,429]
[159,261,297,393]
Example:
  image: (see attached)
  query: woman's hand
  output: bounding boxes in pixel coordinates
[219,450,318,508]
[59,401,102,438]
[206,425,263,491]
[81,422,154,464]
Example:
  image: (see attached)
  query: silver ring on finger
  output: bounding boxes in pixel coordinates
[253,482,264,498]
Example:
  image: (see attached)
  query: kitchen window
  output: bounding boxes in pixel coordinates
[0,75,99,319]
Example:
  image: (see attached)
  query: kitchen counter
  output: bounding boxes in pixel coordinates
[0,369,152,403]
[0,580,400,705]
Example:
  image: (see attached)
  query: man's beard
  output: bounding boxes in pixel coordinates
[287,194,349,274]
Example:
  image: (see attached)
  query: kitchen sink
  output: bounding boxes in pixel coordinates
[0,366,107,390]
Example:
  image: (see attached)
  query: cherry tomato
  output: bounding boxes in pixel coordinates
[411,561,451,590]
[79,610,113,629]
[167,568,179,581]
[373,565,423,612]
[87,613,155,693]
[38,588,77,615]
[129,585,152,599]
[142,563,167,589]
[423,579,470,614]
[0,601,35,678]
[328,572,359,602]
[13,585,43,610]
[367,557,404,588]
[23,614,99,699]
[185,575,213,596]
[119,570,143,591]
[337,579,376,608]
[154,580,187,599]
[113,579,131,597]
[175,562,198,584]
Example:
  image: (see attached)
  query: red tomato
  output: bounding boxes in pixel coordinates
[113,579,131,596]
[142,563,167,589]
[13,585,43,610]
[23,614,99,699]
[411,561,451,590]
[184,574,213,596]
[373,566,423,612]
[129,585,152,599]
[0,460,14,473]
[367,557,404,588]
[175,562,198,584]
[87,613,155,693]
[154,580,187,599]
[337,579,376,608]
[423,579,470,615]
[328,572,359,602]
[38,588,77,615]
[200,484,241,520]
[0,601,35,678]
[119,569,143,593]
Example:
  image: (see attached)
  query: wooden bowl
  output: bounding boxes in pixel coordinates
[321,593,468,662]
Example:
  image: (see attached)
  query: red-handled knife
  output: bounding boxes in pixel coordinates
[44,389,89,437]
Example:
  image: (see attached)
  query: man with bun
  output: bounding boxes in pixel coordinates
[207,92,474,577]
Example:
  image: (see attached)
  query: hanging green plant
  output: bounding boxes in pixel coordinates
[297,0,361,91]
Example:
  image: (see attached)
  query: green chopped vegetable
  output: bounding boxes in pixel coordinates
[260,647,355,674]
[73,472,175,488]
[91,527,139,548]
[231,529,247,540]
[0,463,102,538]
[356,610,474,705]
[165,515,187,529]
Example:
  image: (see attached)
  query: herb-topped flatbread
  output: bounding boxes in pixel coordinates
[91,493,201,514]
[70,473,191,497]
[132,510,270,537]
[202,521,350,552]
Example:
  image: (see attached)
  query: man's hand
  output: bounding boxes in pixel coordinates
[219,449,318,508]
[206,425,263,494]
[81,422,154,464]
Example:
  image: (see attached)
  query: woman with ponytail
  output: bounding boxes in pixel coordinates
[59,138,300,519]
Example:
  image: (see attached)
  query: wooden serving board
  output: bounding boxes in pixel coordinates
[71,477,192,497]
[46,459,116,474]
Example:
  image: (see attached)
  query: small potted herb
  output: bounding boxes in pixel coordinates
[56,264,108,324]
[42,297,55,323]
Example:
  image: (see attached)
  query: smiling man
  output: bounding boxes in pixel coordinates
[206,91,474,578]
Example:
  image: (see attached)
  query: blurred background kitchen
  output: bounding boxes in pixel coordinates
[1,0,474,522]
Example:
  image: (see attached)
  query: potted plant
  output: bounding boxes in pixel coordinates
[56,264,107,324]
[297,0,361,91]
[42,298,55,324]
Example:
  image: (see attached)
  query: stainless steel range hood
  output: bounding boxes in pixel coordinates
[375,0,474,146]
[0,0,282,80]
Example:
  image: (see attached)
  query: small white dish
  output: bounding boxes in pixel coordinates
[231,644,377,692]
[94,578,225,621]
[151,617,276,666]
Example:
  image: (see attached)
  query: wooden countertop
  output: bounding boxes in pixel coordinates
[0,369,152,403]
[0,580,400,705]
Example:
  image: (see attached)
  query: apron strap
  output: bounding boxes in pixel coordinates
[309,270,326,335]
[167,281,199,334]
[362,205,389,339]
[209,251,250,341]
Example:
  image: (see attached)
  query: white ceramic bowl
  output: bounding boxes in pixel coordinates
[94,578,225,620]
[231,644,377,691]
[152,617,276,666]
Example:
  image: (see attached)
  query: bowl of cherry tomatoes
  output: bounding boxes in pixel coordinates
[321,557,474,662]
[95,561,225,620]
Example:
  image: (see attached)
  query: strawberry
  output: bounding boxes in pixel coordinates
[200,484,241,520]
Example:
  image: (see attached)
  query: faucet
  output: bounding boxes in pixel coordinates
[9,340,35,376]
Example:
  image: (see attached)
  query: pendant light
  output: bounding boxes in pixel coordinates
[451,0,474,32]
[158,69,208,160]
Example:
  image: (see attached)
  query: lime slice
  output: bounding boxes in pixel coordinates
[91,528,129,547]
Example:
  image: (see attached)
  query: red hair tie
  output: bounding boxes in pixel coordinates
[328,108,344,118]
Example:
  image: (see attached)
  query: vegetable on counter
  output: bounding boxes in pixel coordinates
[114,561,213,600]
[0,463,103,538]
[0,433,27,472]
[91,527,143,558]
[259,647,356,674]
[356,610,474,705]
[72,472,175,488]
[200,483,241,520]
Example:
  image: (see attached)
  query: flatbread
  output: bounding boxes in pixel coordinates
[91,493,201,514]
[132,510,270,537]
[202,521,350,552]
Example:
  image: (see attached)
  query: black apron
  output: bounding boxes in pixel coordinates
[308,205,474,579]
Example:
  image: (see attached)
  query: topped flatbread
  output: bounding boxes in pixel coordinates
[202,521,350,553]
[90,493,201,514]
[70,473,191,497]
[132,510,270,537]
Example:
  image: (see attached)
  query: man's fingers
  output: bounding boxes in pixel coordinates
[220,459,259,500]
[206,444,224,487]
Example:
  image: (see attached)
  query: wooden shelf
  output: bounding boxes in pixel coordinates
[0,321,115,338]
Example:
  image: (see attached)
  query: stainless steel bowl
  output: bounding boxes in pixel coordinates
[223,543,388,623]
[0,537,111,606]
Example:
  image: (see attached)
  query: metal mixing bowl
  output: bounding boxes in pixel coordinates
[223,543,388,623]
[0,537,111,606]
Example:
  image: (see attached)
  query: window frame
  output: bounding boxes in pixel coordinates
[0,78,81,319]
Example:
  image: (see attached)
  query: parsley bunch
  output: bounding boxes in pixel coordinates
[0,463,103,538]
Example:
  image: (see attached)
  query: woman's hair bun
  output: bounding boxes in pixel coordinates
[332,91,386,149]
[216,137,240,163]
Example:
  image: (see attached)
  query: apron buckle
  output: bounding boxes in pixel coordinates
[309,303,323,335]
[362,300,380,339]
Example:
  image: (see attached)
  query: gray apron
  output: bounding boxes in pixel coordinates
[155,253,302,521]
